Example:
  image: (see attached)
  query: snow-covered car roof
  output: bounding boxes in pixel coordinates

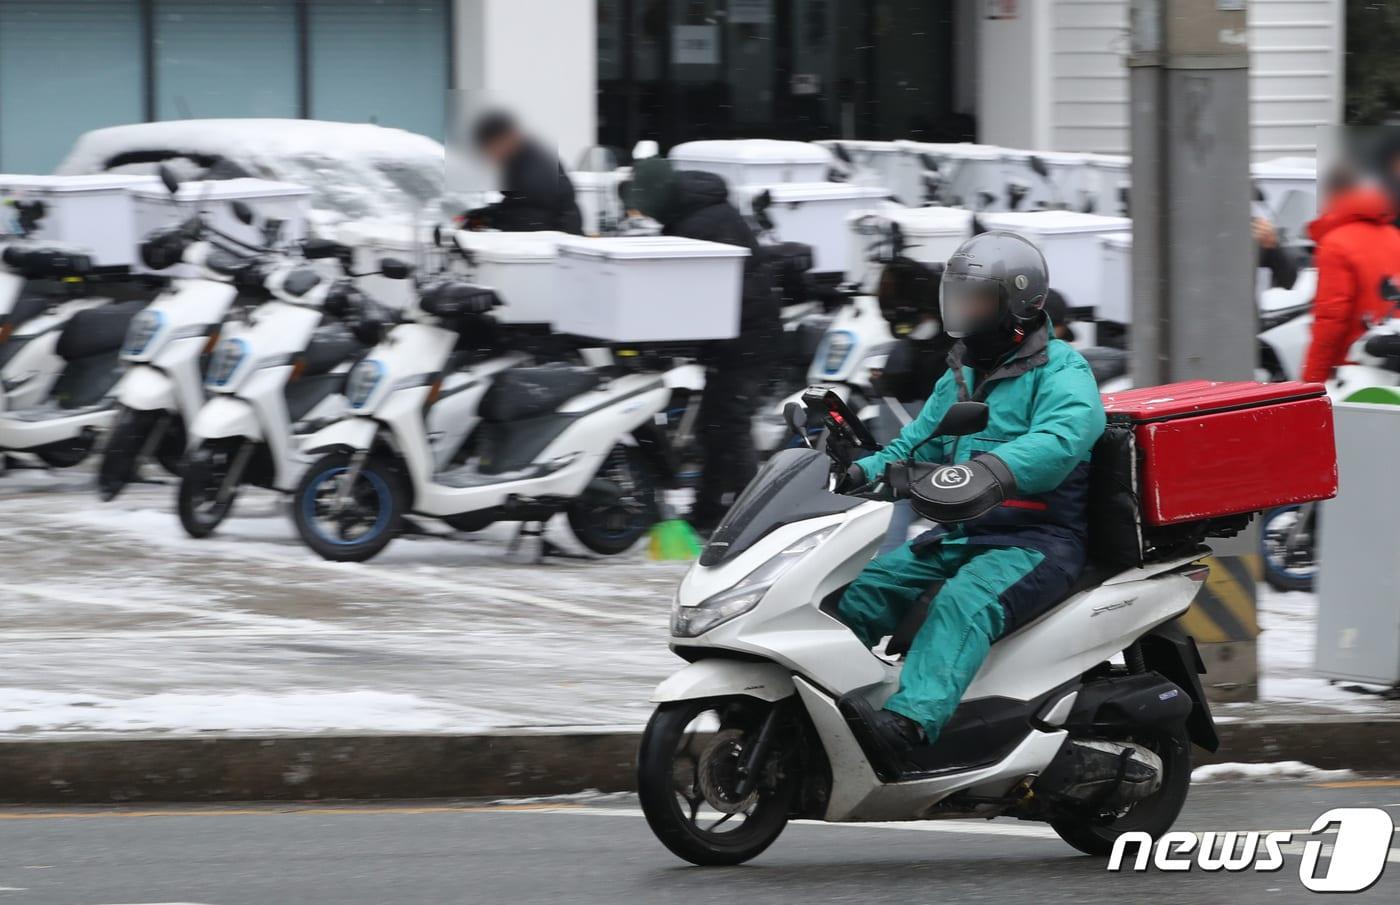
[55,119,447,223]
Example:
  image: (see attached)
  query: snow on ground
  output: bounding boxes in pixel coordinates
[0,471,1394,738]
[1256,584,1390,706]
[1191,761,1357,784]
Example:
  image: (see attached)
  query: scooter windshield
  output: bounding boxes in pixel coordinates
[699,447,863,567]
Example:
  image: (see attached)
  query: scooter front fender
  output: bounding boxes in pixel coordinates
[190,396,261,443]
[113,366,177,413]
[651,658,795,704]
[302,417,379,456]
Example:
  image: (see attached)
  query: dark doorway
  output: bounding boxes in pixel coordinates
[596,0,960,157]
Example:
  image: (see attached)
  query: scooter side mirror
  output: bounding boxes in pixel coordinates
[1028,155,1049,179]
[832,142,853,164]
[432,224,445,247]
[919,153,941,172]
[230,200,255,226]
[380,258,412,280]
[933,401,989,438]
[158,163,181,198]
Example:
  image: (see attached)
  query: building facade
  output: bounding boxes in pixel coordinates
[0,0,1345,174]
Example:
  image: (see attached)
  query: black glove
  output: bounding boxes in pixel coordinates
[836,463,867,493]
[904,454,1014,524]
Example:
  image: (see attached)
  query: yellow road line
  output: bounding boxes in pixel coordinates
[1311,779,1400,789]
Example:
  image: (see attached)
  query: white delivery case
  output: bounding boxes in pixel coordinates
[1082,154,1131,216]
[897,141,1010,209]
[844,206,972,293]
[1251,156,1317,245]
[571,168,630,236]
[332,220,440,309]
[1021,150,1092,213]
[554,236,748,342]
[815,139,910,202]
[1098,231,1133,326]
[979,211,1131,317]
[454,230,568,324]
[130,178,311,276]
[668,140,831,191]
[0,173,159,268]
[736,183,889,277]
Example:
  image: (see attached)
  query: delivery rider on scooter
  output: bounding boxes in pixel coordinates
[836,231,1107,777]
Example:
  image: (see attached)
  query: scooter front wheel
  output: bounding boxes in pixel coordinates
[292,452,405,562]
[637,698,796,866]
[97,407,161,501]
[177,441,244,538]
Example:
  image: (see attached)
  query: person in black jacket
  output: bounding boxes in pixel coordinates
[470,111,583,235]
[627,158,780,533]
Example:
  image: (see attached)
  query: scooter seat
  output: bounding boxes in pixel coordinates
[478,363,599,423]
[54,300,147,362]
[301,324,363,377]
[1,245,93,280]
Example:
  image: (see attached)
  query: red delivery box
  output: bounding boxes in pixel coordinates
[1101,380,1338,526]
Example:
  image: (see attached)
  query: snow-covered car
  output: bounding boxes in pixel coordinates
[55,118,453,231]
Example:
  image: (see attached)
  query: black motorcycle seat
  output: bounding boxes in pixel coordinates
[55,300,146,362]
[478,363,600,423]
[301,324,362,377]
[2,245,93,280]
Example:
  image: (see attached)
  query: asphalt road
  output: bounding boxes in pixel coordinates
[1,780,1398,905]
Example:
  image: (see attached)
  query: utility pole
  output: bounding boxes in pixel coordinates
[1129,0,1260,701]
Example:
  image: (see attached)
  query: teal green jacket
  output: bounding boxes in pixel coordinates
[857,333,1107,563]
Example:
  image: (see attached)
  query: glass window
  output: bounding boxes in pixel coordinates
[307,0,448,140]
[0,0,144,173]
[153,0,298,120]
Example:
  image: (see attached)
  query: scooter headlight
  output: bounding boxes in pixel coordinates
[819,330,855,375]
[345,358,384,409]
[205,337,247,388]
[122,309,164,357]
[671,525,837,638]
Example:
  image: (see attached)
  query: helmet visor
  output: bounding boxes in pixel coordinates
[939,272,1003,338]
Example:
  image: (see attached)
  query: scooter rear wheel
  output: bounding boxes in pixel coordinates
[1049,731,1192,857]
[637,698,796,866]
[292,452,405,562]
[566,445,658,556]
[177,441,243,538]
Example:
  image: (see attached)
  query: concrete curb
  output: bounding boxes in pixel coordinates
[2,716,1397,804]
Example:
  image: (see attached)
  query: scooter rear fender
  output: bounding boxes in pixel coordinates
[651,658,795,704]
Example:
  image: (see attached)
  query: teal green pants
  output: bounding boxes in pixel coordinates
[838,541,1046,740]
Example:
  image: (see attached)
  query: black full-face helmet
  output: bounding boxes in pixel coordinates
[939,231,1049,339]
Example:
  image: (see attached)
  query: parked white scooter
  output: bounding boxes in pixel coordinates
[639,391,1220,866]
[174,244,403,536]
[0,243,156,469]
[291,275,672,562]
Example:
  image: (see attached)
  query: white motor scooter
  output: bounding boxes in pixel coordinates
[0,243,154,469]
[291,275,671,562]
[174,247,399,536]
[639,391,1222,866]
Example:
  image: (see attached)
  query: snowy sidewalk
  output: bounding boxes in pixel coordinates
[0,470,1394,740]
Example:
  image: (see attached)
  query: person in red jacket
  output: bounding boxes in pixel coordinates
[1302,171,1400,384]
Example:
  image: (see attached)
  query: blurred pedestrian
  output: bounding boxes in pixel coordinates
[469,110,583,234]
[1301,165,1400,384]
[626,158,779,534]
